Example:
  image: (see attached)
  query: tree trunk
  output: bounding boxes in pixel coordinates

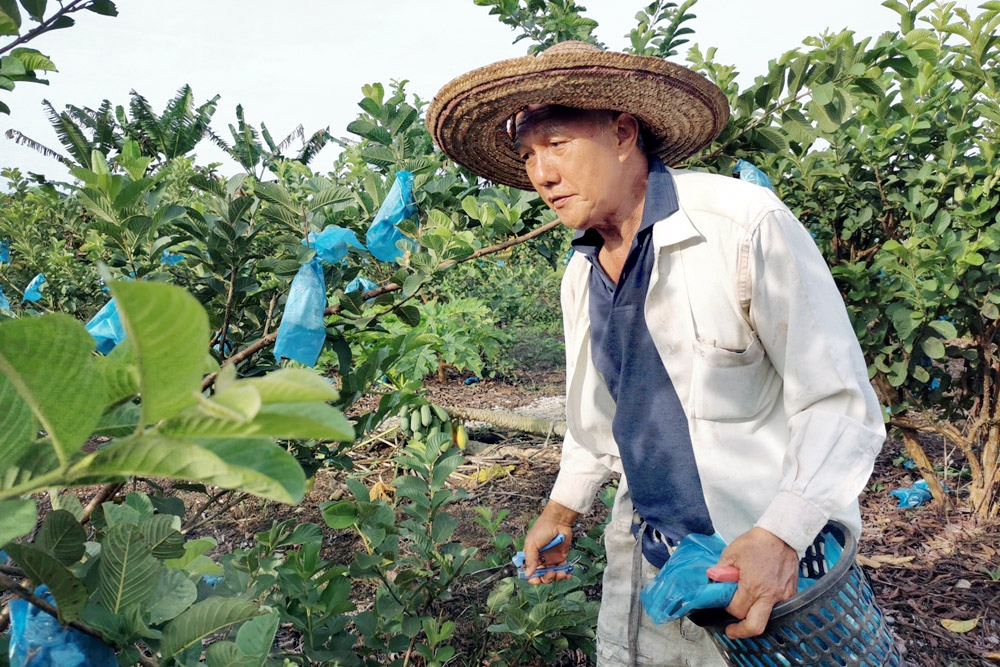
[899,428,949,505]
[440,405,565,438]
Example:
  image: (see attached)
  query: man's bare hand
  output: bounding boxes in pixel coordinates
[523,500,579,584]
[715,527,799,638]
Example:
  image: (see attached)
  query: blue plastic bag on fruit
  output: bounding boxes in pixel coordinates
[304,226,367,264]
[0,285,10,311]
[366,171,418,263]
[345,276,378,296]
[85,299,126,355]
[160,249,184,265]
[733,159,774,191]
[9,585,117,667]
[274,258,327,366]
[22,273,45,302]
[0,238,10,264]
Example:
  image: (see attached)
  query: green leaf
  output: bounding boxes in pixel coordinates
[812,81,835,105]
[922,337,946,360]
[110,281,208,425]
[160,597,262,660]
[164,537,221,576]
[885,56,918,78]
[86,0,116,15]
[11,1,39,24]
[162,401,352,442]
[72,434,306,505]
[205,641,252,667]
[242,368,338,403]
[307,186,353,213]
[97,523,163,614]
[147,568,197,625]
[36,509,86,565]
[0,0,21,32]
[0,314,103,463]
[431,453,464,490]
[47,13,70,28]
[4,543,87,622]
[212,384,262,420]
[50,492,83,521]
[0,54,25,76]
[397,304,421,327]
[402,273,427,298]
[125,491,155,522]
[248,403,354,440]
[235,609,279,665]
[320,500,359,529]
[928,319,958,340]
[94,402,141,437]
[752,126,790,153]
[103,501,141,528]
[254,182,297,213]
[10,47,55,71]
[141,514,185,559]
[0,499,36,547]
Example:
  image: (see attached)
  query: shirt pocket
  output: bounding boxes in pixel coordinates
[690,335,778,421]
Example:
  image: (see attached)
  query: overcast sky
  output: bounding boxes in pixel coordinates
[0,0,911,180]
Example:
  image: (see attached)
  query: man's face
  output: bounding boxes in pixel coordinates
[513,107,632,232]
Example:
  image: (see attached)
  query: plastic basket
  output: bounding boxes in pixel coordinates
[690,522,902,667]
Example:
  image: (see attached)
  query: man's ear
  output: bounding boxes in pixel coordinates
[615,112,641,153]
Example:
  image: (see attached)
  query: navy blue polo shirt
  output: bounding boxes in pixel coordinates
[571,159,714,568]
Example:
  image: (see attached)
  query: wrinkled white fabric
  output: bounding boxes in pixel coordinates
[550,167,886,554]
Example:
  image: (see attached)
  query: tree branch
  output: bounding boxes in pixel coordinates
[0,0,96,57]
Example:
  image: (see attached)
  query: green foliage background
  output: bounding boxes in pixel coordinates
[3,0,1000,664]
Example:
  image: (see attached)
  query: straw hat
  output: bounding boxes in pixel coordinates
[426,41,730,190]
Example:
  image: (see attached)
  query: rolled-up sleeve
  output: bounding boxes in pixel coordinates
[748,207,886,553]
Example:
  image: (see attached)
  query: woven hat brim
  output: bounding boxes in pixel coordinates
[427,50,730,190]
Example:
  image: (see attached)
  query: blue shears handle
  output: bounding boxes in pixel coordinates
[512,533,575,579]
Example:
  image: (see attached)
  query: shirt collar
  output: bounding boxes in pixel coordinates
[571,157,679,256]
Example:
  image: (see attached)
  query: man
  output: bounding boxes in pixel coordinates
[427,41,885,666]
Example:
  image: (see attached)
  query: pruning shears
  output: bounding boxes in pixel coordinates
[473,534,576,587]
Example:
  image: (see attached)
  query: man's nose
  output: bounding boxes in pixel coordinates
[527,153,558,187]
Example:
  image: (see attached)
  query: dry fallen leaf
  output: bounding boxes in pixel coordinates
[856,554,915,569]
[369,481,395,502]
[940,618,979,633]
[856,555,882,569]
[475,464,515,484]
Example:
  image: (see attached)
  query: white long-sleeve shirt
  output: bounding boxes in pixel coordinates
[549,166,886,554]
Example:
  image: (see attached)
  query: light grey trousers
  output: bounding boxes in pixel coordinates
[595,482,729,667]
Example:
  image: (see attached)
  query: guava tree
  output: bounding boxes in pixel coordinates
[702,0,1000,516]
